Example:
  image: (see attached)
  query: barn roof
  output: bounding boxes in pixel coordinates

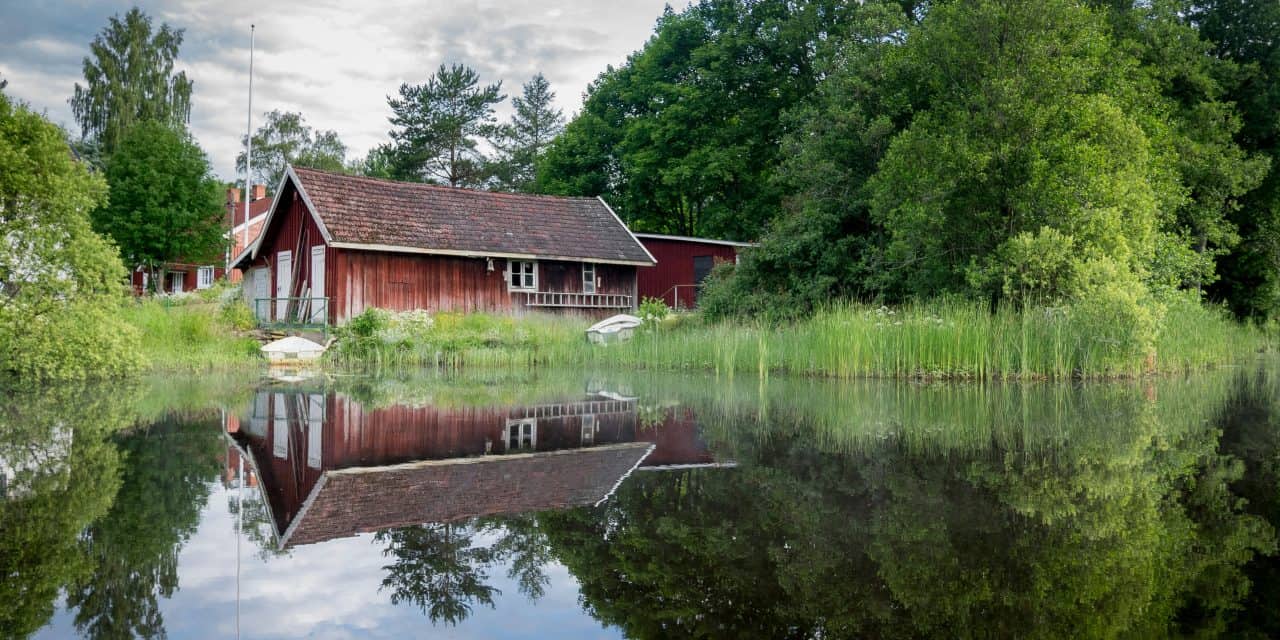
[229,441,654,548]
[246,166,655,266]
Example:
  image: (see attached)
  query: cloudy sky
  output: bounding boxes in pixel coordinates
[0,0,674,181]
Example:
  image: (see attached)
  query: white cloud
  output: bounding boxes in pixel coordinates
[0,0,675,181]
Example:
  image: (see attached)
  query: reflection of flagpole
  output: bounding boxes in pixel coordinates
[237,452,243,639]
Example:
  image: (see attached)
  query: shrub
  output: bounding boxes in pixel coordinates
[638,297,671,328]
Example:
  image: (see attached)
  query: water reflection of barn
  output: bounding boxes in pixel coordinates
[225,388,725,548]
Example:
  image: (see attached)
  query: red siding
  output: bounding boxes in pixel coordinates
[331,250,636,323]
[637,238,740,308]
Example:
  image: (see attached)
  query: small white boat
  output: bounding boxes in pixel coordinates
[586,314,643,344]
[261,336,327,363]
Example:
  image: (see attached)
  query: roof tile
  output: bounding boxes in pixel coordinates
[292,167,654,264]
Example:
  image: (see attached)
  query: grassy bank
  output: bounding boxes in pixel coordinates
[585,299,1275,380]
[327,299,1274,380]
[120,294,261,372]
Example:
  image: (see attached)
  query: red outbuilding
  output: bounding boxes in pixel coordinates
[634,233,755,309]
[232,166,656,325]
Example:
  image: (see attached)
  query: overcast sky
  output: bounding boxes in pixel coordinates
[0,0,674,182]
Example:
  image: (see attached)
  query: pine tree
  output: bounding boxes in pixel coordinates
[492,73,565,192]
[386,64,504,188]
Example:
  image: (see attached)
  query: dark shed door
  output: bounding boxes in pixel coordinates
[693,256,715,286]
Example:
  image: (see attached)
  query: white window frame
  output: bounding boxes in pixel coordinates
[505,418,537,451]
[581,414,596,445]
[169,271,184,293]
[507,260,537,291]
[582,263,597,294]
[196,266,214,289]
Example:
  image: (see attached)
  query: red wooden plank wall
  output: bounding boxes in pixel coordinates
[636,238,738,308]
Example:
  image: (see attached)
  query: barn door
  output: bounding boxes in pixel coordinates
[251,268,269,320]
[309,246,326,323]
[275,250,292,320]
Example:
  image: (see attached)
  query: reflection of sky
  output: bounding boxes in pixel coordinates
[35,483,622,639]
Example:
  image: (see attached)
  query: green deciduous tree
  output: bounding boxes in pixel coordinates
[0,90,141,382]
[236,110,347,189]
[93,120,225,288]
[491,74,565,192]
[69,7,193,158]
[539,0,869,238]
[1192,0,1280,319]
[387,64,504,188]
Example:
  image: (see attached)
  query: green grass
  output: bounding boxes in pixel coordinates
[120,297,262,372]
[326,300,1273,380]
[579,299,1273,380]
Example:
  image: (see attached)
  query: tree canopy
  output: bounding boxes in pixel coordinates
[92,120,225,282]
[236,109,347,189]
[69,7,193,158]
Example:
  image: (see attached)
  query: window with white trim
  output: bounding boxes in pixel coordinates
[508,260,536,291]
[582,263,597,294]
[197,266,214,289]
[581,414,596,445]
[506,418,537,451]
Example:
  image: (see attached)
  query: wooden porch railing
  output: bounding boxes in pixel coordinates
[520,291,633,309]
[253,297,329,336]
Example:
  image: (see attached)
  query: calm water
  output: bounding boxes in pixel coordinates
[3,363,1279,639]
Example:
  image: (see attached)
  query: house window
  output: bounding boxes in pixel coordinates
[506,419,536,451]
[508,260,536,291]
[581,414,596,445]
[169,271,184,293]
[197,266,214,289]
[582,263,597,294]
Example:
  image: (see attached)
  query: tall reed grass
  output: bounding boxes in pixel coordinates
[326,299,1274,380]
[579,299,1273,380]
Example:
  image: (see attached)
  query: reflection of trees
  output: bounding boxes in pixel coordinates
[378,523,499,625]
[0,384,135,638]
[537,372,1280,639]
[377,515,558,625]
[226,483,291,561]
[65,413,224,639]
[1216,369,1280,637]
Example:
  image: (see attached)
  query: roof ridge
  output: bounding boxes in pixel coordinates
[291,165,600,203]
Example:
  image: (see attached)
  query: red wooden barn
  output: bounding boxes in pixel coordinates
[634,233,755,309]
[233,166,656,324]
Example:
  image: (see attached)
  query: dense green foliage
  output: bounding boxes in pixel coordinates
[0,90,141,383]
[534,0,1280,333]
[1196,0,1280,319]
[539,0,870,238]
[385,64,505,187]
[93,120,226,283]
[69,7,193,158]
[236,109,347,188]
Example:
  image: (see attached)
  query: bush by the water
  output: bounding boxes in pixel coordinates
[327,308,586,369]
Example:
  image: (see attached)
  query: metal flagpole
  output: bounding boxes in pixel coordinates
[243,24,255,251]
